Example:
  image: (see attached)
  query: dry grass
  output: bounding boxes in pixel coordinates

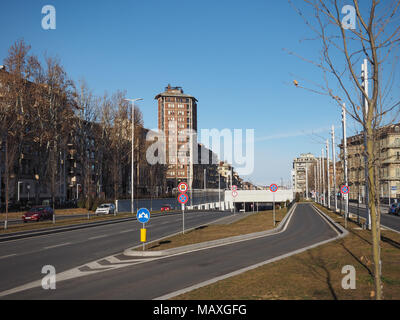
[0,207,89,221]
[173,203,400,300]
[142,208,287,251]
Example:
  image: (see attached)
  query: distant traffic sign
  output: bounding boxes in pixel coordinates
[232,190,238,198]
[178,193,189,204]
[232,185,237,191]
[137,208,150,223]
[178,182,188,193]
[270,184,278,192]
[341,185,349,194]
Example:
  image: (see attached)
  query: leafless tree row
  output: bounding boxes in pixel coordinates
[0,40,166,223]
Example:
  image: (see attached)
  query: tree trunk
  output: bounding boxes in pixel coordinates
[366,125,383,299]
[4,137,8,230]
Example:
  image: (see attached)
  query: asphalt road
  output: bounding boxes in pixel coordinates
[330,199,400,232]
[1,203,339,299]
[0,210,234,294]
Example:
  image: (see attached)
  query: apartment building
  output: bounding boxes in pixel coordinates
[292,153,317,194]
[341,123,400,202]
[155,85,198,189]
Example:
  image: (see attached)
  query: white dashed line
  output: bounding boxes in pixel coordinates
[43,242,72,250]
[88,235,109,240]
[118,230,133,234]
[0,253,17,260]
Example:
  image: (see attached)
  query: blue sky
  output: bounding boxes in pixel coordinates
[1,0,367,186]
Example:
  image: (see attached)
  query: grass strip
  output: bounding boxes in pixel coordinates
[140,208,288,251]
[172,202,400,300]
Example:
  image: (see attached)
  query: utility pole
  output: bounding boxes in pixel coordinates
[322,148,325,206]
[326,139,331,209]
[361,59,371,230]
[314,165,317,201]
[218,173,221,209]
[317,157,321,203]
[332,125,338,212]
[125,98,143,215]
[342,103,349,228]
[204,168,206,190]
[305,164,309,200]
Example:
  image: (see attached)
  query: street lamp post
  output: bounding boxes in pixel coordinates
[17,181,23,202]
[76,183,81,200]
[125,98,143,215]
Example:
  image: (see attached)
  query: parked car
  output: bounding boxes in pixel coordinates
[22,206,53,222]
[161,204,172,212]
[388,203,400,215]
[95,203,115,215]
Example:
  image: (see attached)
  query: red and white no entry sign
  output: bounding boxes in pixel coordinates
[178,182,188,193]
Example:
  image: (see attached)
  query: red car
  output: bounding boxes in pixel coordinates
[161,204,172,212]
[22,206,54,222]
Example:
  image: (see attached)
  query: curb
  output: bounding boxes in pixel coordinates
[123,203,298,257]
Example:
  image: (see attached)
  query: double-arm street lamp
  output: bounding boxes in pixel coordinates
[124,98,143,214]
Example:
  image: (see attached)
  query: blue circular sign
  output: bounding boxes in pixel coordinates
[137,208,150,223]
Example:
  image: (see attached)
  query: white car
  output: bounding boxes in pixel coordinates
[95,203,116,215]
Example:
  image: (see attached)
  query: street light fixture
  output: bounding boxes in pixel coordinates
[124,98,143,215]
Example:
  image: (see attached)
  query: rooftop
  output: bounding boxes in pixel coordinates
[154,84,198,101]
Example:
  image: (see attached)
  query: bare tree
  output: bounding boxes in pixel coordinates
[290,0,400,299]
[0,40,35,228]
[73,80,99,202]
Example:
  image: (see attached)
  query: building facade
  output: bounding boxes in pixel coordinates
[340,123,400,202]
[155,85,198,189]
[292,153,317,194]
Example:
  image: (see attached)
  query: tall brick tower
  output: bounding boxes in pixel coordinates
[155,84,198,189]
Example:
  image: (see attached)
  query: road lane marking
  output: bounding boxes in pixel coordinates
[88,235,109,240]
[0,253,17,260]
[118,230,133,234]
[43,242,72,250]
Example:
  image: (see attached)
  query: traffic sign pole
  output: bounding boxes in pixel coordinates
[178,193,188,234]
[182,203,185,234]
[136,208,150,251]
[269,184,278,226]
[273,192,276,227]
[341,185,349,228]
[142,222,146,251]
[232,186,238,215]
